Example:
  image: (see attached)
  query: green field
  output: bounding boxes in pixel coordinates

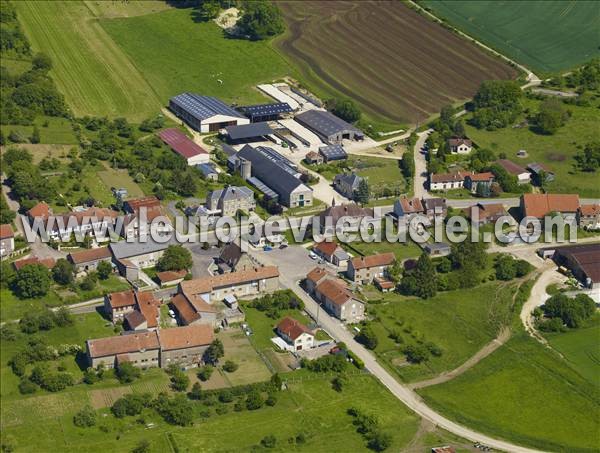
[419,332,600,451]
[422,1,600,74]
[97,164,145,200]
[465,97,600,197]
[546,320,600,389]
[1,116,77,145]
[367,281,516,382]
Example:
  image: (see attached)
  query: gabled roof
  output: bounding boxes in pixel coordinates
[527,162,554,175]
[124,196,161,212]
[0,224,14,239]
[430,171,469,183]
[315,278,354,306]
[398,197,424,214]
[180,266,280,296]
[422,198,447,211]
[319,203,373,224]
[334,173,362,189]
[170,93,245,121]
[158,324,214,351]
[521,193,580,218]
[495,159,527,175]
[314,241,339,258]
[225,122,273,140]
[208,186,254,206]
[306,266,329,285]
[159,128,209,159]
[87,331,160,358]
[156,269,187,284]
[295,109,363,137]
[125,310,147,330]
[237,102,292,119]
[448,138,472,147]
[466,172,494,182]
[350,252,395,270]
[106,290,137,309]
[319,144,347,160]
[171,293,202,325]
[218,242,244,266]
[277,317,312,341]
[579,204,600,217]
[68,247,112,264]
[27,201,50,219]
[109,238,173,260]
[13,256,56,271]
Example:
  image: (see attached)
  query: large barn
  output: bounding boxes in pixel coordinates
[158,128,209,166]
[295,109,364,144]
[169,93,249,133]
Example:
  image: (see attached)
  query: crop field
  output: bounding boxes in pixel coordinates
[419,332,600,451]
[14,1,163,121]
[421,0,600,74]
[275,1,517,125]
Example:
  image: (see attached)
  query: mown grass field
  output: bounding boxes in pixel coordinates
[545,319,600,390]
[100,7,293,109]
[421,0,600,74]
[97,164,145,199]
[465,97,600,197]
[13,1,163,121]
[366,280,517,382]
[419,331,600,452]
[275,1,517,125]
[0,116,77,145]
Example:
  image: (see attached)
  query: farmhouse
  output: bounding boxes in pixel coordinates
[552,243,600,289]
[212,242,257,274]
[448,138,472,154]
[158,324,214,368]
[237,102,293,122]
[495,159,531,184]
[158,128,210,166]
[520,193,580,221]
[422,198,448,221]
[319,144,348,162]
[0,224,15,257]
[295,109,364,144]
[67,247,112,273]
[313,240,350,266]
[224,122,274,144]
[464,172,495,193]
[464,203,508,225]
[578,204,600,230]
[429,172,468,191]
[169,93,249,132]
[103,289,158,324]
[206,186,255,217]
[393,197,425,223]
[333,173,363,200]
[235,145,313,208]
[276,317,314,351]
[347,252,395,284]
[13,256,55,271]
[109,238,173,269]
[86,331,160,369]
[313,277,364,323]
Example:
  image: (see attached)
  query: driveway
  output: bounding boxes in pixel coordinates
[185,243,219,278]
[413,130,431,199]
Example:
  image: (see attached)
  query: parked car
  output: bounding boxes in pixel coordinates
[309,251,318,260]
[279,243,288,249]
[168,310,175,318]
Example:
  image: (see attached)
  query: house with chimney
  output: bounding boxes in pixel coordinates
[104,289,160,329]
[520,193,580,222]
[347,252,395,284]
[393,197,425,225]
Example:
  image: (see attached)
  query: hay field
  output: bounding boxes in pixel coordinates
[275,1,518,124]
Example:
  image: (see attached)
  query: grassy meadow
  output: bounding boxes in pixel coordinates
[465,97,600,197]
[422,0,600,74]
[0,116,77,145]
[419,331,600,452]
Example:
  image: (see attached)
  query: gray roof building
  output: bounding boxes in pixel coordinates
[295,110,364,144]
[169,93,248,132]
[333,173,363,200]
[237,103,293,122]
[109,238,174,260]
[207,186,254,208]
[225,122,273,143]
[319,144,348,162]
[236,145,312,208]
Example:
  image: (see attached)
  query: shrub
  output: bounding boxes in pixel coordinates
[18,378,37,394]
[218,389,233,403]
[111,393,151,418]
[116,362,141,383]
[188,382,202,400]
[265,393,277,406]
[403,344,429,363]
[222,360,238,373]
[73,405,96,427]
[197,365,213,381]
[260,435,277,449]
[245,390,264,410]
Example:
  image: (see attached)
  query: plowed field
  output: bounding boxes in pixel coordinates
[276,1,518,124]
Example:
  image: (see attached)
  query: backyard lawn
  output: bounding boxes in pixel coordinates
[1,116,78,145]
[97,163,145,199]
[343,238,423,262]
[465,97,600,197]
[419,331,600,452]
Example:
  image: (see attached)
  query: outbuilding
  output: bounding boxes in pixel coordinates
[295,110,364,144]
[159,128,209,166]
[169,93,249,132]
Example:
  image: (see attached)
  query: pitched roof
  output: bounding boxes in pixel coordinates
[218,242,244,266]
[124,310,147,330]
[350,252,395,270]
[466,172,494,182]
[277,316,312,341]
[124,196,161,212]
[398,197,424,214]
[295,109,363,137]
[209,186,254,206]
[13,257,55,271]
[521,193,580,218]
[106,290,137,309]
[555,243,600,283]
[0,224,14,239]
[527,162,554,174]
[448,138,472,147]
[319,144,347,160]
[579,204,600,217]
[430,171,469,183]
[171,293,201,325]
[27,201,50,219]
[158,324,214,351]
[374,277,395,290]
[314,241,339,258]
[87,331,160,358]
[333,173,362,189]
[156,270,187,284]
[180,266,279,296]
[159,128,209,159]
[109,238,173,260]
[237,102,292,120]
[306,266,329,285]
[316,278,354,306]
[495,159,527,175]
[466,203,507,220]
[68,247,112,264]
[170,93,245,121]
[136,293,159,329]
[319,203,373,224]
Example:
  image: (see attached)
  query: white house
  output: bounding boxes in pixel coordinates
[429,172,468,191]
[448,138,472,154]
[276,317,314,351]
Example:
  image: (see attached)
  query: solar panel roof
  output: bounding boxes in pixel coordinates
[226,122,273,140]
[319,144,347,159]
[170,93,245,122]
[238,102,292,117]
[248,177,279,200]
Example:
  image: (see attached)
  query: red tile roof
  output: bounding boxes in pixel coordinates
[579,204,600,217]
[159,128,208,159]
[467,172,494,182]
[157,270,187,284]
[448,138,472,147]
[314,241,339,258]
[13,257,55,271]
[87,331,160,358]
[306,267,329,285]
[398,197,424,214]
[0,224,14,239]
[158,324,214,351]
[374,277,395,289]
[106,290,137,309]
[430,172,469,184]
[136,293,160,329]
[68,247,112,264]
[27,201,50,219]
[180,266,279,296]
[316,278,354,306]
[496,159,527,175]
[277,316,312,341]
[171,293,201,325]
[521,193,580,218]
[350,252,395,270]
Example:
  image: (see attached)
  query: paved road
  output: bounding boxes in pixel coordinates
[413,130,431,199]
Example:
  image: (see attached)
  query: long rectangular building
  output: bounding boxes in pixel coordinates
[295,109,364,144]
[158,128,209,165]
[169,93,249,132]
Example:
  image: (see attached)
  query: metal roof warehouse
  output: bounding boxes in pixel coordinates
[158,128,209,166]
[169,93,249,133]
[225,122,274,143]
[237,102,293,122]
[295,109,364,144]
